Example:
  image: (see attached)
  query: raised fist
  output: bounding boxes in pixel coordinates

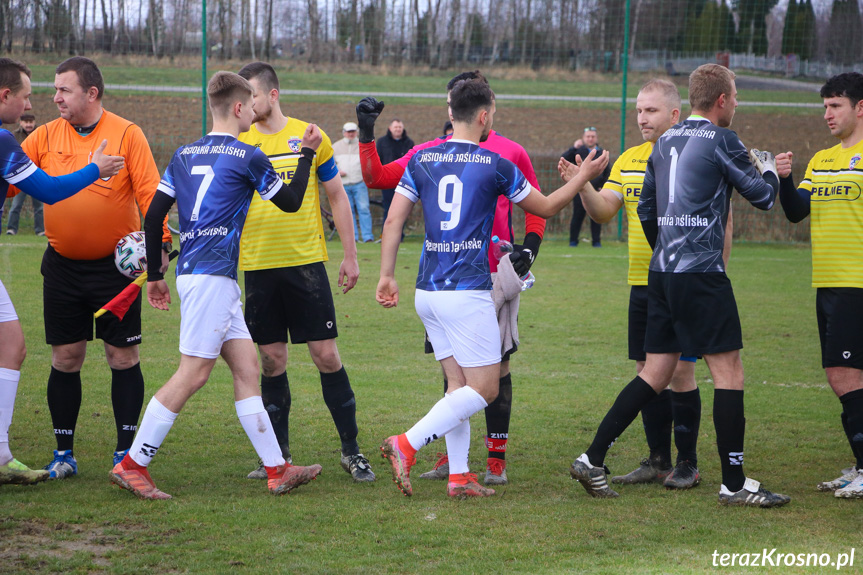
[356,97,385,143]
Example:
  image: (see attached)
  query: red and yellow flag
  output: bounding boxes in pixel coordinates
[94,273,148,320]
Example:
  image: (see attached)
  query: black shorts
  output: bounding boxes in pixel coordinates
[644,271,742,357]
[817,288,863,370]
[41,245,142,347]
[244,262,338,345]
[628,285,649,361]
[629,285,698,363]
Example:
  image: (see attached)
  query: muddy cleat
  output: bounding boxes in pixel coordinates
[248,456,291,480]
[448,472,496,498]
[817,466,858,492]
[109,461,172,500]
[266,462,322,495]
[570,453,619,498]
[0,459,50,485]
[380,436,415,496]
[484,458,508,486]
[834,470,863,499]
[611,456,671,485]
[341,452,376,482]
[718,478,790,508]
[664,460,701,490]
[44,450,77,480]
[112,449,129,466]
[418,453,449,480]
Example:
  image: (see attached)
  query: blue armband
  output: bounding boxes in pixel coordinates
[317,157,339,182]
[15,163,100,205]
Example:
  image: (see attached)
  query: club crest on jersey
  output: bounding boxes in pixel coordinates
[850,154,861,170]
[288,137,303,153]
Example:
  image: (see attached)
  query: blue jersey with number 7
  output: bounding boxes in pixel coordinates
[395,139,530,291]
[158,133,283,279]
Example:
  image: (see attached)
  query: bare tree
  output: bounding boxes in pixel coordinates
[425,0,443,65]
[307,0,321,62]
[32,0,45,53]
[217,0,233,59]
[99,0,112,52]
[239,0,250,58]
[0,0,10,52]
[461,0,475,64]
[264,0,274,58]
[116,0,131,54]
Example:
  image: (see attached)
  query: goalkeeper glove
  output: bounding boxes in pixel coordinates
[749,148,778,181]
[509,232,542,277]
[356,97,385,143]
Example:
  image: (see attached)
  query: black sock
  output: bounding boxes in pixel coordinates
[839,388,863,470]
[111,364,145,452]
[485,374,512,461]
[585,376,657,467]
[261,372,291,459]
[47,368,82,452]
[640,389,672,467]
[320,367,359,456]
[672,388,701,466]
[713,389,746,492]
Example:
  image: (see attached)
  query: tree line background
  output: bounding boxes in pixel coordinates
[1,0,861,75]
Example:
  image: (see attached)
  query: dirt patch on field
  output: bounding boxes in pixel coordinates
[0,518,152,573]
[24,92,831,241]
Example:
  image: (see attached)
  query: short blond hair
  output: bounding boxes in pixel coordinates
[639,78,681,110]
[208,71,253,118]
[689,64,735,112]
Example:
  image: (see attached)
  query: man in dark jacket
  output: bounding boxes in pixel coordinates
[376,119,414,224]
[562,127,611,247]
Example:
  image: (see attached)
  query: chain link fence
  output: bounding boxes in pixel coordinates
[2,0,854,242]
[2,1,861,75]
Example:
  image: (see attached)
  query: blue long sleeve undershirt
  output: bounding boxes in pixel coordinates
[14,163,100,205]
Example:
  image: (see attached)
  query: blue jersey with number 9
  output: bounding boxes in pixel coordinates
[395,139,530,291]
[158,133,283,279]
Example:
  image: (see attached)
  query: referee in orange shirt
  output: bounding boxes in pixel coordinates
[20,57,170,479]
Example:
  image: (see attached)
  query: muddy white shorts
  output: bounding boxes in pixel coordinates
[177,274,251,359]
[414,289,500,368]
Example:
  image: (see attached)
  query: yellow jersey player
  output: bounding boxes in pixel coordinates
[779,72,863,499]
[237,62,375,483]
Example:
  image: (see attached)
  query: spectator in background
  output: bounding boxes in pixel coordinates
[5,113,42,236]
[562,127,611,247]
[333,122,374,242]
[376,118,414,225]
[443,121,453,136]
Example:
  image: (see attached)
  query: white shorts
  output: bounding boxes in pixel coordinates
[0,279,18,323]
[415,289,501,368]
[177,274,251,359]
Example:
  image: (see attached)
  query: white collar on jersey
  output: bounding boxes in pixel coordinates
[686,115,710,123]
[448,138,477,144]
[207,131,235,137]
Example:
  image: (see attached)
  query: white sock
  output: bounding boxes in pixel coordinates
[445,420,470,475]
[236,396,284,468]
[0,368,21,465]
[129,397,178,467]
[405,386,488,451]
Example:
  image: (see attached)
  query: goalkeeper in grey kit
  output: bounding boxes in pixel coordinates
[569,63,793,507]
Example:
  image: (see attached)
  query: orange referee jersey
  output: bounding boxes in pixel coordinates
[20,109,168,260]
